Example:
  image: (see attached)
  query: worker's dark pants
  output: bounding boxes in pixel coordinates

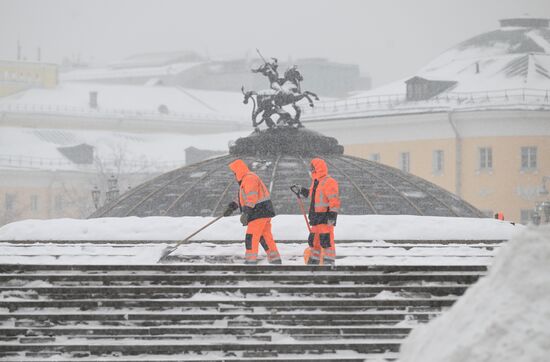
[307,224,336,265]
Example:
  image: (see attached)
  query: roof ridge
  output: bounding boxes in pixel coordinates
[525,30,550,53]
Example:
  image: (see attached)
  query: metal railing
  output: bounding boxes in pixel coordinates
[300,88,550,119]
[0,154,186,172]
[0,102,243,124]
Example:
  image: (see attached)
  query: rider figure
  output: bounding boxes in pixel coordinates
[252,57,284,93]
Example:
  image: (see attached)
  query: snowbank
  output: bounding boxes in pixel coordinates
[399,224,550,362]
[0,215,521,241]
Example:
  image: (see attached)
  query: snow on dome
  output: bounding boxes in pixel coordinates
[399,224,550,362]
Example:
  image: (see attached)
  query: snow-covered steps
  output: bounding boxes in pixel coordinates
[0,239,503,265]
[0,264,486,361]
[0,357,399,362]
[0,284,470,299]
[1,239,505,244]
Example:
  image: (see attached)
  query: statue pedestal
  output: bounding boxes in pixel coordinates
[229,128,344,156]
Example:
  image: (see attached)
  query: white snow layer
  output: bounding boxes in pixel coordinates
[0,215,521,241]
[399,224,550,362]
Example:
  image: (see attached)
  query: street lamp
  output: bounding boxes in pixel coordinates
[539,176,550,196]
[533,176,550,224]
[91,175,120,209]
[105,175,120,204]
[91,186,101,209]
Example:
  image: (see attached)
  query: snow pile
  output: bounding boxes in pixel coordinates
[399,224,550,362]
[0,215,521,241]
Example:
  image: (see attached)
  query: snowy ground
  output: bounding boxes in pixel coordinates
[0,215,521,265]
[0,240,502,265]
[0,215,520,241]
[399,224,550,362]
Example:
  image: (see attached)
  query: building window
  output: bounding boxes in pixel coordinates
[478,147,493,170]
[5,193,16,211]
[521,147,537,170]
[369,153,380,162]
[432,150,444,174]
[30,195,38,212]
[54,195,63,212]
[520,209,535,224]
[399,152,410,172]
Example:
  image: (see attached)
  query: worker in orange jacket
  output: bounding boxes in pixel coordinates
[293,158,340,265]
[224,159,281,265]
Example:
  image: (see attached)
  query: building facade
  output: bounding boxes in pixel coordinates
[304,18,550,224]
[306,109,549,223]
[0,60,58,97]
[61,53,371,98]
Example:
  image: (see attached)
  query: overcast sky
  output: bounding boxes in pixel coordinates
[1,0,549,86]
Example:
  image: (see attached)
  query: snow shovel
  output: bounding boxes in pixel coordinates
[291,186,319,265]
[290,185,311,233]
[158,215,224,262]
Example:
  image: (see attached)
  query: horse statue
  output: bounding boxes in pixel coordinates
[242,57,319,130]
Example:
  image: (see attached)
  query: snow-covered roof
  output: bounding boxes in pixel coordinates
[0,82,250,123]
[416,24,550,92]
[60,62,201,81]
[304,19,550,120]
[0,126,249,172]
[359,22,550,96]
[110,50,205,68]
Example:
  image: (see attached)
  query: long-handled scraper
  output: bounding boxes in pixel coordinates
[157,215,224,262]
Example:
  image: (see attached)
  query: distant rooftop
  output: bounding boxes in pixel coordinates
[301,17,550,120]
[110,50,205,69]
[499,17,549,28]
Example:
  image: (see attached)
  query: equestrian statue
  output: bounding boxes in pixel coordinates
[242,49,319,130]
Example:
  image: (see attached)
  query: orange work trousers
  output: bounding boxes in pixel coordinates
[244,218,281,264]
[307,224,336,265]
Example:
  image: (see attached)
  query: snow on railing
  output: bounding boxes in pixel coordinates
[300,88,550,119]
[0,103,243,124]
[0,154,186,172]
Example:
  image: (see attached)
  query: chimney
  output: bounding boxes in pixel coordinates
[37,47,41,62]
[475,62,480,74]
[89,91,98,108]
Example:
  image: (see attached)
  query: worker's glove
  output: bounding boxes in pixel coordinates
[223,201,239,217]
[240,207,252,226]
[327,211,337,226]
[240,212,249,226]
[290,184,309,198]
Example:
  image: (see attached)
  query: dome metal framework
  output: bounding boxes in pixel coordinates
[90,129,483,219]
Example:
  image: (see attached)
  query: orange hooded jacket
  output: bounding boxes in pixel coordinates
[229,159,275,221]
[308,158,340,225]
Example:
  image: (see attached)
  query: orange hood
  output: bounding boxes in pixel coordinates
[229,159,250,181]
[310,158,328,180]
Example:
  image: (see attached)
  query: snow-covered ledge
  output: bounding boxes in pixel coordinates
[0,215,521,241]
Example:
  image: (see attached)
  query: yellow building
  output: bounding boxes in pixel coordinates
[0,60,58,97]
[304,18,550,224]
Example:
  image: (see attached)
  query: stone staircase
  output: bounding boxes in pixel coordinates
[0,263,487,361]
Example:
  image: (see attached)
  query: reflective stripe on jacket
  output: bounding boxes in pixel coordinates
[308,158,340,225]
[229,159,276,222]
